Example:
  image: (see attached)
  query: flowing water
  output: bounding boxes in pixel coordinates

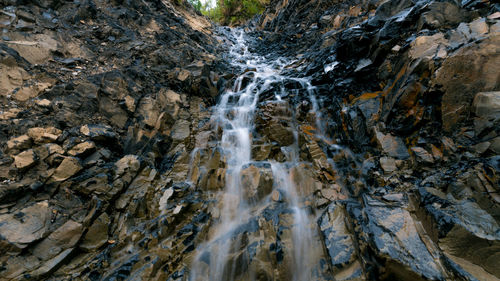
[189,29,328,281]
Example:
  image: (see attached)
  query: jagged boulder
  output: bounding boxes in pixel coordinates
[418,187,500,279]
[437,34,500,132]
[318,202,363,281]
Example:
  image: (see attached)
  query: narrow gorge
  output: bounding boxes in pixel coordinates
[0,0,499,280]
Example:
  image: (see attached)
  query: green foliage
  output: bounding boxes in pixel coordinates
[188,0,269,25]
[188,0,203,11]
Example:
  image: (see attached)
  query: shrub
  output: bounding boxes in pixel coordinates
[188,0,269,25]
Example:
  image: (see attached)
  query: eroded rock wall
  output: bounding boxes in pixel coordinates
[0,0,228,279]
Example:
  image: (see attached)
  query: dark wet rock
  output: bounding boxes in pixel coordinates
[418,187,500,279]
[318,202,362,281]
[361,195,445,280]
[255,101,295,147]
[80,124,117,141]
[252,142,272,161]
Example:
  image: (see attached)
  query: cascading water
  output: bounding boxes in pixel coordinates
[189,29,329,281]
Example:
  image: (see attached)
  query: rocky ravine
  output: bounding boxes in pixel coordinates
[0,0,499,280]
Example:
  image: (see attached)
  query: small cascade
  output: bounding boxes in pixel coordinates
[189,29,330,281]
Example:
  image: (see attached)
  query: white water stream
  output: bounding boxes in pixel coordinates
[189,29,326,281]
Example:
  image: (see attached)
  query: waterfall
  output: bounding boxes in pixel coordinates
[189,29,327,281]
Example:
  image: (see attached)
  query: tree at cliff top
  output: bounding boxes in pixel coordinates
[188,0,269,25]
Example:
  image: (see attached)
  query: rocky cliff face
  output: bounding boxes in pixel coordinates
[0,0,225,279]
[0,0,499,280]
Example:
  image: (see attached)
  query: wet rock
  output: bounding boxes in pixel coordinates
[240,163,273,202]
[319,202,362,281]
[375,129,410,159]
[80,124,117,141]
[430,145,443,162]
[267,121,295,146]
[290,163,321,197]
[6,134,32,153]
[252,143,272,161]
[76,172,111,196]
[411,147,434,164]
[362,195,445,280]
[27,127,62,144]
[354,94,381,130]
[448,22,472,49]
[14,82,52,101]
[0,201,51,253]
[51,157,82,182]
[418,187,500,279]
[13,149,37,169]
[80,213,109,252]
[1,0,499,279]
[109,155,142,200]
[83,148,111,167]
[193,147,227,191]
[16,10,35,23]
[271,189,282,202]
[98,70,129,128]
[319,14,333,27]
[67,141,96,157]
[256,101,295,147]
[33,220,83,261]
